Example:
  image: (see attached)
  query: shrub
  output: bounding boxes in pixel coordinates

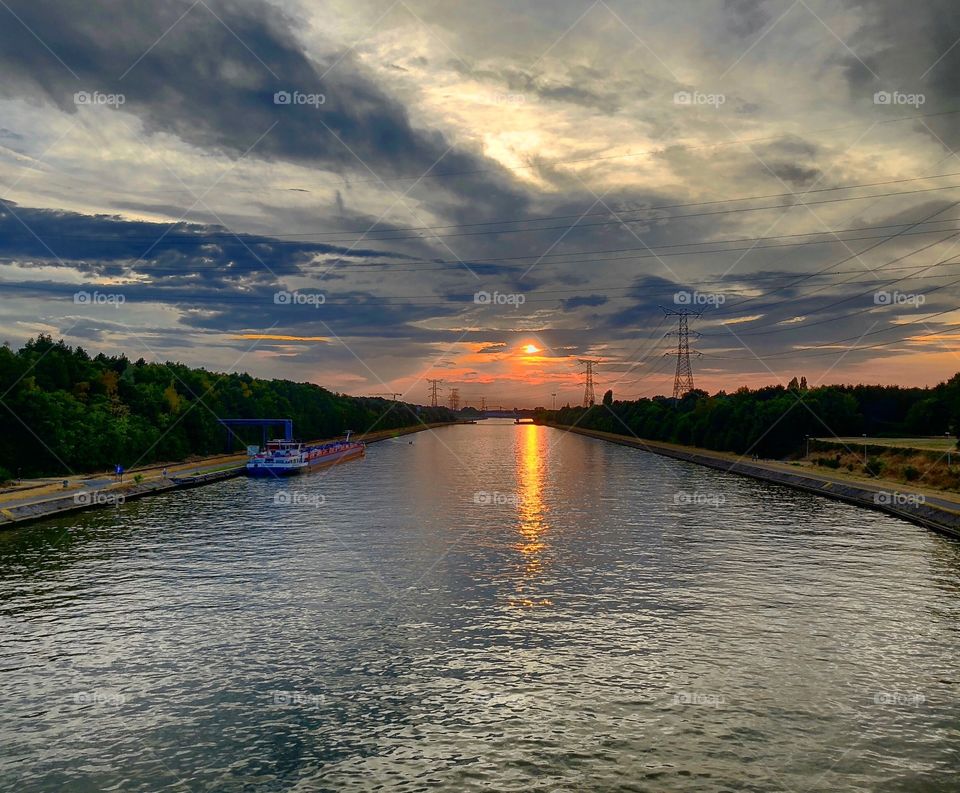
[903,465,920,481]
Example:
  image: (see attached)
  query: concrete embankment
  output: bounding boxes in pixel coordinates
[0,421,460,530]
[546,423,960,540]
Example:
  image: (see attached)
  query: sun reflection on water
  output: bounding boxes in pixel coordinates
[510,425,553,608]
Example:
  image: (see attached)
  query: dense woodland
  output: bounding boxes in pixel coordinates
[543,376,960,459]
[0,336,456,479]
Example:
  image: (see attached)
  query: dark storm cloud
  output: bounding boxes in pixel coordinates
[562,294,608,310]
[0,199,414,284]
[843,0,960,145]
[769,163,822,187]
[723,0,773,38]
[0,0,519,192]
[0,200,467,340]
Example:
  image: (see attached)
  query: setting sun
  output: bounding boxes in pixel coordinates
[524,344,539,354]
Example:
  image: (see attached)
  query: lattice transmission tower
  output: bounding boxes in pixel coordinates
[448,387,460,411]
[579,359,600,407]
[427,379,443,407]
[662,308,702,399]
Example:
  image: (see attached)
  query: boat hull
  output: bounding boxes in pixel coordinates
[246,444,364,477]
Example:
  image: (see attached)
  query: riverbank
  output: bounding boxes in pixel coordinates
[0,421,461,530]
[544,423,960,540]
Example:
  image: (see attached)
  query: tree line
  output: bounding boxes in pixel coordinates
[0,336,455,479]
[541,375,960,459]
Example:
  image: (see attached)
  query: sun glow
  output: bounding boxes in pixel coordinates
[524,344,539,354]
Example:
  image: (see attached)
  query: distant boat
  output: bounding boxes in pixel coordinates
[246,437,364,477]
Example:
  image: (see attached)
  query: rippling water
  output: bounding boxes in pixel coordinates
[2,422,959,791]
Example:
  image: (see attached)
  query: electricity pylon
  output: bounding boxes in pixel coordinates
[448,387,460,411]
[662,308,702,399]
[579,359,600,407]
[427,379,443,407]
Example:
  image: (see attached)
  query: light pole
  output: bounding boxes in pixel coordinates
[862,433,867,467]
[805,434,810,458]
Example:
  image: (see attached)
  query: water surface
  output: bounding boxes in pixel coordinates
[2,422,958,791]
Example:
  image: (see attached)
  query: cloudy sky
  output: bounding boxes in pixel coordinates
[2,0,960,406]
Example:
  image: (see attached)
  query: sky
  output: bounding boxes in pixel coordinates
[2,0,960,408]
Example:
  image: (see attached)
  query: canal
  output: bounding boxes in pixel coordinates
[2,422,959,791]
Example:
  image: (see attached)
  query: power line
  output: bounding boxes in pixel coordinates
[711,199,960,318]
[54,215,960,279]
[703,248,960,338]
[12,176,960,249]
[704,293,960,361]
